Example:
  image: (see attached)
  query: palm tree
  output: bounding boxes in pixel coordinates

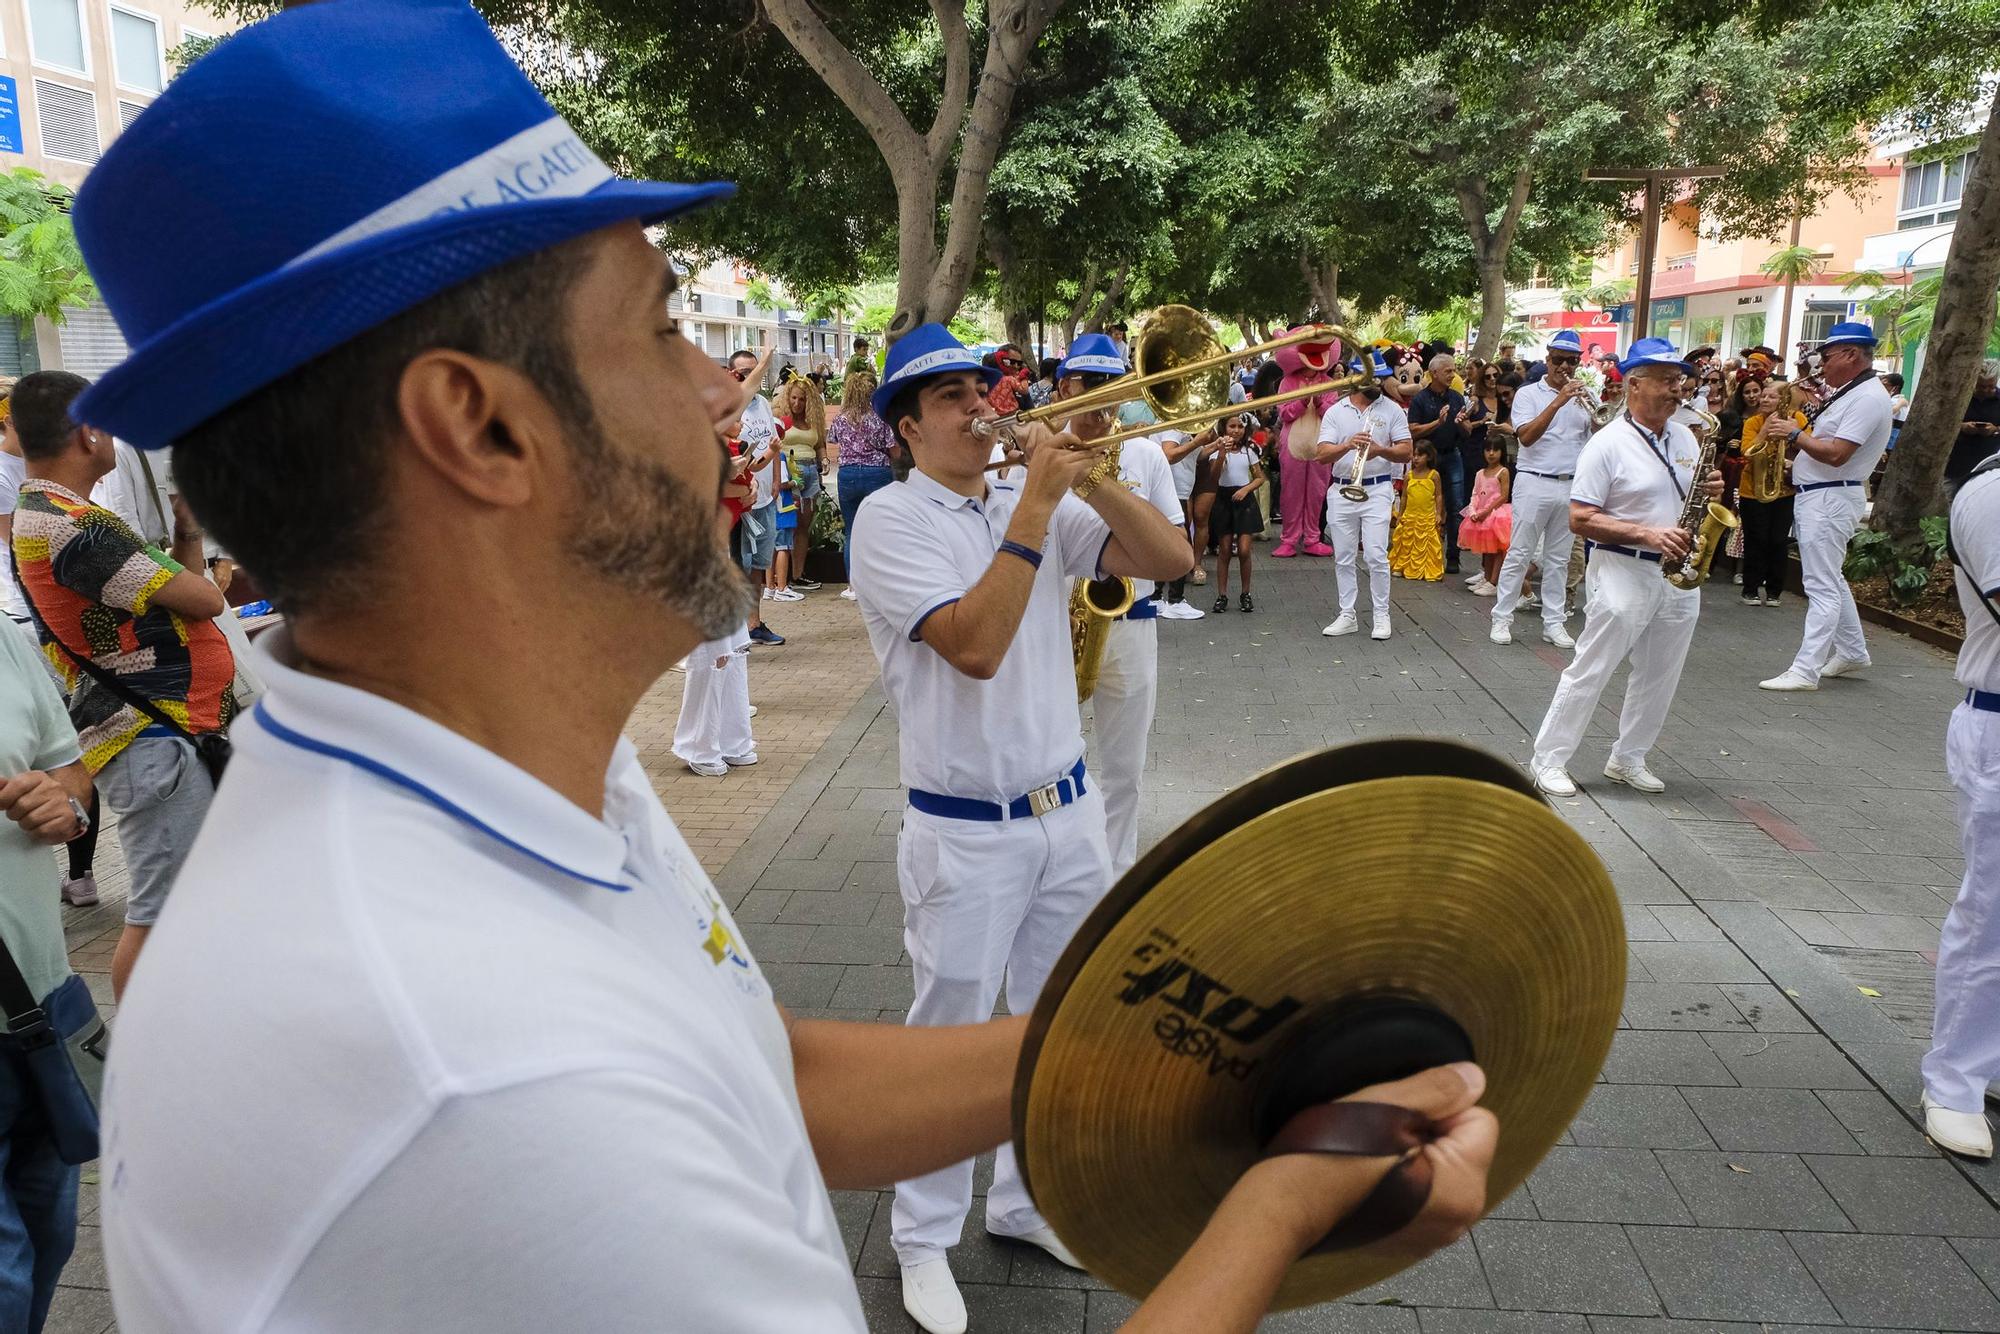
[1759,240,1825,355]
[1893,273,2000,359]
[1560,278,1634,314]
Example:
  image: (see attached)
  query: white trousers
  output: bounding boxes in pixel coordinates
[1325,484,1393,618]
[1532,552,1700,772]
[1493,472,1577,631]
[1090,616,1158,877]
[1923,701,2000,1111]
[1788,486,1870,681]
[671,638,753,766]
[891,790,1112,1263]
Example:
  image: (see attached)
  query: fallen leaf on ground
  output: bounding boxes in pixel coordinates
[1858,986,1882,997]
[1727,1163,1752,1175]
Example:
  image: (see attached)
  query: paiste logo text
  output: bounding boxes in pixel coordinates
[1115,934,1303,1081]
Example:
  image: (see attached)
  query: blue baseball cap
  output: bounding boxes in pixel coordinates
[1618,337,1693,377]
[1058,333,1126,379]
[1546,331,1585,357]
[871,324,1001,421]
[72,0,736,450]
[1819,321,1879,350]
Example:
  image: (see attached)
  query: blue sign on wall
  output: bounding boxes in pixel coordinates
[0,77,21,155]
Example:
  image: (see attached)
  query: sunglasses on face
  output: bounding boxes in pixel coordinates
[1548,354,1579,366]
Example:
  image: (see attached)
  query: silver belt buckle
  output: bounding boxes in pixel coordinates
[1025,781,1065,817]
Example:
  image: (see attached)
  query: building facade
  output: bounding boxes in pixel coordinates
[670,258,860,386]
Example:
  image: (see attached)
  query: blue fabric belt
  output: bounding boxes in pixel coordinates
[1968,689,2000,714]
[1520,469,1575,481]
[1121,596,1158,621]
[135,724,179,740]
[1797,479,1863,492]
[908,758,1089,822]
[1585,540,1661,563]
[1341,473,1394,487]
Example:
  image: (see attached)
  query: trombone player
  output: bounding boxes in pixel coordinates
[1492,329,1595,650]
[847,324,1190,1334]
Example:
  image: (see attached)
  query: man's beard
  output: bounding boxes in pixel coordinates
[564,415,755,641]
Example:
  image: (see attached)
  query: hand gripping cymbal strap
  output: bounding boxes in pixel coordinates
[1261,1102,1434,1253]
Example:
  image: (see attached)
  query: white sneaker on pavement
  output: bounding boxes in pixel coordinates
[840,587,858,601]
[1463,571,1484,586]
[1371,616,1391,641]
[1520,592,1542,611]
[1489,621,1512,645]
[1532,765,1577,797]
[901,1259,968,1334]
[1923,1094,1995,1160]
[1175,602,1206,620]
[1603,763,1666,793]
[1820,654,1869,679]
[1543,626,1576,649]
[991,1225,1084,1270]
[1323,612,1360,637]
[768,587,805,602]
[1471,578,1496,596]
[1759,670,1818,692]
[685,759,727,778]
[723,752,760,767]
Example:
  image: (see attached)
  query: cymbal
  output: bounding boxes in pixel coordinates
[1012,737,1624,1308]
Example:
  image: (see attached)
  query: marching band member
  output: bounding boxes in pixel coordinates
[1757,322,1894,691]
[1923,449,2000,1160]
[1317,353,1413,642]
[1053,333,1187,876]
[847,325,1190,1334]
[1527,339,1723,797]
[1491,329,1593,650]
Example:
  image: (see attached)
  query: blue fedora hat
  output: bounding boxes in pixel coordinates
[1058,333,1126,379]
[1618,337,1693,378]
[1546,330,1585,356]
[1819,320,1879,350]
[871,324,1000,421]
[72,0,734,449]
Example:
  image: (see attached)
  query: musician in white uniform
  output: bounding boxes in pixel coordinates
[1758,322,1894,691]
[1528,339,1723,797]
[1922,450,2000,1160]
[1054,333,1187,876]
[1492,329,1593,649]
[1318,354,1413,641]
[848,325,1191,1333]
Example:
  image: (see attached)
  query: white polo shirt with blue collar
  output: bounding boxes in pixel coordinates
[849,468,1110,804]
[100,635,864,1334]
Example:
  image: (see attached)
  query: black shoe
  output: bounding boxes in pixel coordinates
[1213,595,1228,612]
[792,576,821,590]
[1445,557,1462,574]
[1239,593,1254,613]
[749,625,786,646]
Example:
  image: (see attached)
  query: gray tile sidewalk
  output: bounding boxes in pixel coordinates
[717,558,1997,1332]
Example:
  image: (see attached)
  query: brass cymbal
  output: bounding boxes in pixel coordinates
[1012,738,1624,1308]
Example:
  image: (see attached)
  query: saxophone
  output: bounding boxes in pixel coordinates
[1070,442,1135,702]
[1662,413,1739,590]
[1739,411,1792,503]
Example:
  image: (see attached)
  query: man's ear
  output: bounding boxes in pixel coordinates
[395,349,557,509]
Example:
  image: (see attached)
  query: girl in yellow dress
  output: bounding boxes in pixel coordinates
[1390,441,1446,581]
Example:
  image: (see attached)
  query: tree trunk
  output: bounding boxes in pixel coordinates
[1456,168,1532,361]
[1776,214,1803,363]
[1299,253,1342,323]
[1085,260,1129,333]
[986,225,1033,350]
[1874,93,2000,545]
[1061,260,1100,346]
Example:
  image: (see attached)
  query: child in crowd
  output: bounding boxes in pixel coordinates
[1458,436,1513,595]
[1209,421,1266,612]
[767,455,802,602]
[672,623,759,778]
[1390,440,1445,581]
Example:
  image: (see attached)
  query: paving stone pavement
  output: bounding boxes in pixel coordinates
[42,558,1999,1332]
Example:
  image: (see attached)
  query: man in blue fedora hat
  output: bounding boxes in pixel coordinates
[1526,338,1723,798]
[72,5,1493,1333]
[1492,328,1593,650]
[1316,353,1412,641]
[1757,321,1893,691]
[850,324,1192,1331]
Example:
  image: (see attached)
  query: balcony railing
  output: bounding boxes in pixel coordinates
[1664,252,1697,271]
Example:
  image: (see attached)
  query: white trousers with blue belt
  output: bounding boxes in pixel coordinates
[891,789,1111,1265]
[1494,472,1577,632]
[1924,701,2000,1112]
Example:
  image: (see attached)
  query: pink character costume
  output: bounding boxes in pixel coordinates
[1271,331,1343,558]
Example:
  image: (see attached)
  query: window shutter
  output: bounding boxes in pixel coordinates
[34,80,99,162]
[119,99,147,130]
[56,301,132,379]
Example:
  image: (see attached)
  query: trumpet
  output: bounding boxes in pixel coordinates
[1337,430,1373,503]
[1571,366,1620,429]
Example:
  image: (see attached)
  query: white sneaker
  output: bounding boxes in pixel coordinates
[769,587,805,602]
[1371,616,1391,641]
[724,752,760,767]
[1923,1094,1994,1160]
[1532,765,1577,797]
[1520,593,1542,611]
[839,587,858,601]
[1759,670,1818,692]
[1173,602,1205,620]
[992,1225,1084,1270]
[1604,762,1666,793]
[1820,654,1869,679]
[760,587,773,600]
[1471,578,1496,596]
[1464,571,1484,586]
[1323,612,1360,637]
[900,1259,968,1334]
[1543,626,1576,649]
[747,703,758,716]
[1490,621,1512,645]
[685,759,727,778]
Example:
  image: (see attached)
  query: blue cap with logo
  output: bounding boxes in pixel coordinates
[1818,321,1879,350]
[71,0,736,450]
[1058,333,1127,379]
[871,323,1001,421]
[1618,337,1693,378]
[1348,351,1392,379]
[1546,330,1586,357]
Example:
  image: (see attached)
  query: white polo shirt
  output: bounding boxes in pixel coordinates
[1794,374,1892,487]
[100,638,862,1334]
[1953,464,2000,694]
[1318,397,1413,485]
[1510,378,1594,476]
[850,469,1109,802]
[1115,435,1184,602]
[1571,414,1699,531]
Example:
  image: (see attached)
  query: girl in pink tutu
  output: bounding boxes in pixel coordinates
[1459,436,1513,595]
